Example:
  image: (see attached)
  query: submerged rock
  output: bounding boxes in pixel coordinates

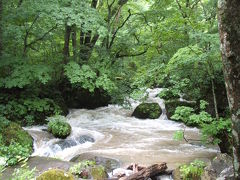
[36,169,74,180]
[70,153,120,172]
[132,103,162,119]
[52,135,95,150]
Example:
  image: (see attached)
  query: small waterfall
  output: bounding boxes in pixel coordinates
[25,88,218,174]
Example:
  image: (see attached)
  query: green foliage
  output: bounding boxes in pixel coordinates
[0,143,31,166]
[200,100,209,111]
[158,89,179,100]
[1,63,52,88]
[90,165,107,180]
[64,62,116,93]
[180,160,206,180]
[0,157,7,178]
[0,95,63,126]
[0,117,33,168]
[172,102,231,145]
[47,115,71,139]
[0,122,33,166]
[64,62,97,92]
[171,106,194,125]
[69,160,96,178]
[173,130,184,141]
[11,161,36,180]
[201,118,232,144]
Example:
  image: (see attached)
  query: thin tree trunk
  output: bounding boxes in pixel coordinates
[211,78,219,119]
[0,0,2,56]
[71,25,77,60]
[218,0,240,178]
[63,25,71,64]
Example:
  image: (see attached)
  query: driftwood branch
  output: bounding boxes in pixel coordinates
[120,163,168,180]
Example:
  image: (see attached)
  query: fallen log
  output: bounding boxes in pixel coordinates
[120,163,167,180]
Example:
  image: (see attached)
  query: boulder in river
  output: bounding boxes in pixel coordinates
[36,169,74,180]
[132,103,162,119]
[47,116,72,139]
[70,153,121,172]
[52,135,95,150]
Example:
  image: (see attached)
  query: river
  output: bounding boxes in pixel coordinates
[25,88,219,178]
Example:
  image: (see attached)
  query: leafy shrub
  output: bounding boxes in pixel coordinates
[0,143,32,166]
[47,115,71,139]
[0,122,33,166]
[69,160,96,178]
[171,106,194,125]
[171,101,212,126]
[180,160,206,180]
[64,62,116,94]
[158,89,179,100]
[11,161,36,180]
[201,118,232,144]
[0,157,7,178]
[173,130,184,141]
[0,96,63,126]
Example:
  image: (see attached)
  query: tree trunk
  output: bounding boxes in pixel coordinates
[211,78,219,119]
[71,25,77,60]
[218,0,240,178]
[0,0,3,56]
[63,25,71,64]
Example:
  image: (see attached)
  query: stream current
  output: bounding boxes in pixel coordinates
[25,88,218,171]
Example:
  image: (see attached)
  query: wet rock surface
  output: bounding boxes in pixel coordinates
[201,153,234,180]
[70,153,121,172]
[51,135,95,150]
[1,156,75,180]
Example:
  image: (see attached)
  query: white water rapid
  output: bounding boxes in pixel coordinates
[25,88,219,178]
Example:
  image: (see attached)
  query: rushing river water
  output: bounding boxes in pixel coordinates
[25,88,219,175]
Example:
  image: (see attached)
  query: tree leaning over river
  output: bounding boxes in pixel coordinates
[218,0,240,178]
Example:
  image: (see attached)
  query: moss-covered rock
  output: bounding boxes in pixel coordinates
[165,100,196,119]
[1,122,33,149]
[47,116,71,139]
[90,166,108,180]
[36,169,74,180]
[132,103,162,119]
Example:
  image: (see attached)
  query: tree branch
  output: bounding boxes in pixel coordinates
[27,24,57,48]
[115,48,148,58]
[108,9,132,49]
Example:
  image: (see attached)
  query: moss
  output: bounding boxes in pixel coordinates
[36,169,74,180]
[132,103,162,119]
[1,122,33,150]
[90,166,108,180]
